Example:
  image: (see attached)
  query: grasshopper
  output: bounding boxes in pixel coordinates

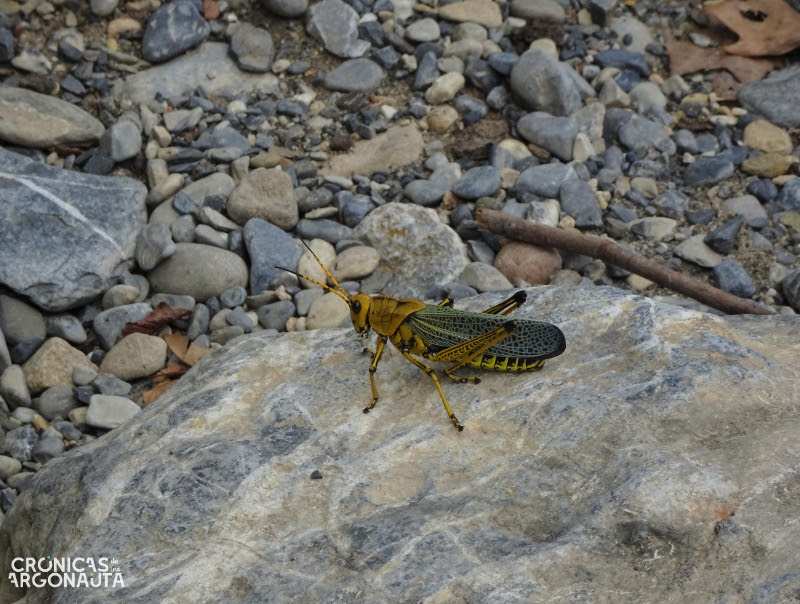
[279,241,566,431]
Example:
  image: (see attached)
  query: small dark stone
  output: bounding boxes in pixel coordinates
[747,178,778,203]
[705,215,745,255]
[687,209,717,225]
[683,156,735,187]
[310,469,323,479]
[713,258,756,298]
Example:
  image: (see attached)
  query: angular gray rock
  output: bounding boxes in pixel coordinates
[353,203,469,298]
[141,0,210,63]
[307,0,370,58]
[738,64,800,128]
[510,49,584,116]
[0,148,147,312]
[2,287,799,603]
[112,43,279,106]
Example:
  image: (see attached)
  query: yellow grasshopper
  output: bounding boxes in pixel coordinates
[279,241,566,431]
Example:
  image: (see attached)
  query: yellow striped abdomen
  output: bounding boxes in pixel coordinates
[468,354,545,372]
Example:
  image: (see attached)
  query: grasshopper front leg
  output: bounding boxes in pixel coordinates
[363,334,388,414]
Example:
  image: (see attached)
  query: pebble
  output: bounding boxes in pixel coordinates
[516,163,578,198]
[510,49,583,116]
[44,315,87,345]
[783,269,800,312]
[92,373,132,397]
[86,394,141,430]
[22,338,97,395]
[333,246,380,281]
[713,259,757,298]
[459,262,513,292]
[36,385,80,421]
[452,166,501,200]
[704,216,745,255]
[307,0,369,58]
[257,301,296,332]
[683,156,735,187]
[229,23,274,73]
[673,235,723,268]
[0,456,22,481]
[99,333,168,381]
[141,0,210,63]
[228,167,299,230]
[93,303,153,350]
[306,292,351,329]
[148,244,249,301]
[493,242,562,286]
[560,180,603,229]
[323,58,385,92]
[0,365,31,410]
[31,437,66,465]
[517,113,578,161]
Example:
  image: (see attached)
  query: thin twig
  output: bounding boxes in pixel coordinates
[475,209,775,316]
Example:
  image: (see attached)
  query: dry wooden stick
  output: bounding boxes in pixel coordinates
[475,209,775,316]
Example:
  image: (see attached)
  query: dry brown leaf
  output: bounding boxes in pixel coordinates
[665,38,782,98]
[121,302,191,339]
[163,333,212,366]
[705,0,800,56]
[142,380,176,405]
[151,363,189,384]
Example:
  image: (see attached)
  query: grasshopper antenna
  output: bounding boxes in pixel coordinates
[275,239,353,304]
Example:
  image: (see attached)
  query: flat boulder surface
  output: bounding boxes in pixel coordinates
[1,287,799,602]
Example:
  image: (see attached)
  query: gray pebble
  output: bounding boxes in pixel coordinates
[294,289,323,316]
[226,307,255,333]
[136,223,176,271]
[459,262,513,292]
[0,365,31,410]
[705,215,745,255]
[36,385,80,421]
[776,178,800,211]
[92,373,132,396]
[452,166,501,200]
[187,304,210,340]
[151,293,196,311]
[684,156,735,187]
[44,314,87,344]
[713,258,756,298]
[73,385,95,405]
[257,301,296,331]
[93,303,152,350]
[102,284,140,309]
[0,295,45,347]
[653,190,689,219]
[618,114,675,156]
[5,424,37,462]
[404,180,449,207]
[11,406,37,424]
[295,218,354,243]
[86,394,141,429]
[244,219,303,294]
[220,286,247,309]
[673,235,723,268]
[510,49,583,116]
[517,113,578,161]
[516,163,577,198]
[141,0,210,63]
[53,420,83,441]
[560,180,603,228]
[230,23,274,73]
[323,58,384,92]
[31,436,65,465]
[307,0,370,58]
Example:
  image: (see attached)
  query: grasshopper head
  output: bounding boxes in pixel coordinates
[349,293,372,336]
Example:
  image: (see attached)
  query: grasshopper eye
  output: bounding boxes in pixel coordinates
[352,300,361,314]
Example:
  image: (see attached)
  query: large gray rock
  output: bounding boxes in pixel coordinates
[112,42,279,106]
[353,203,469,299]
[0,148,146,312]
[1,287,799,602]
[738,64,800,128]
[0,87,105,147]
